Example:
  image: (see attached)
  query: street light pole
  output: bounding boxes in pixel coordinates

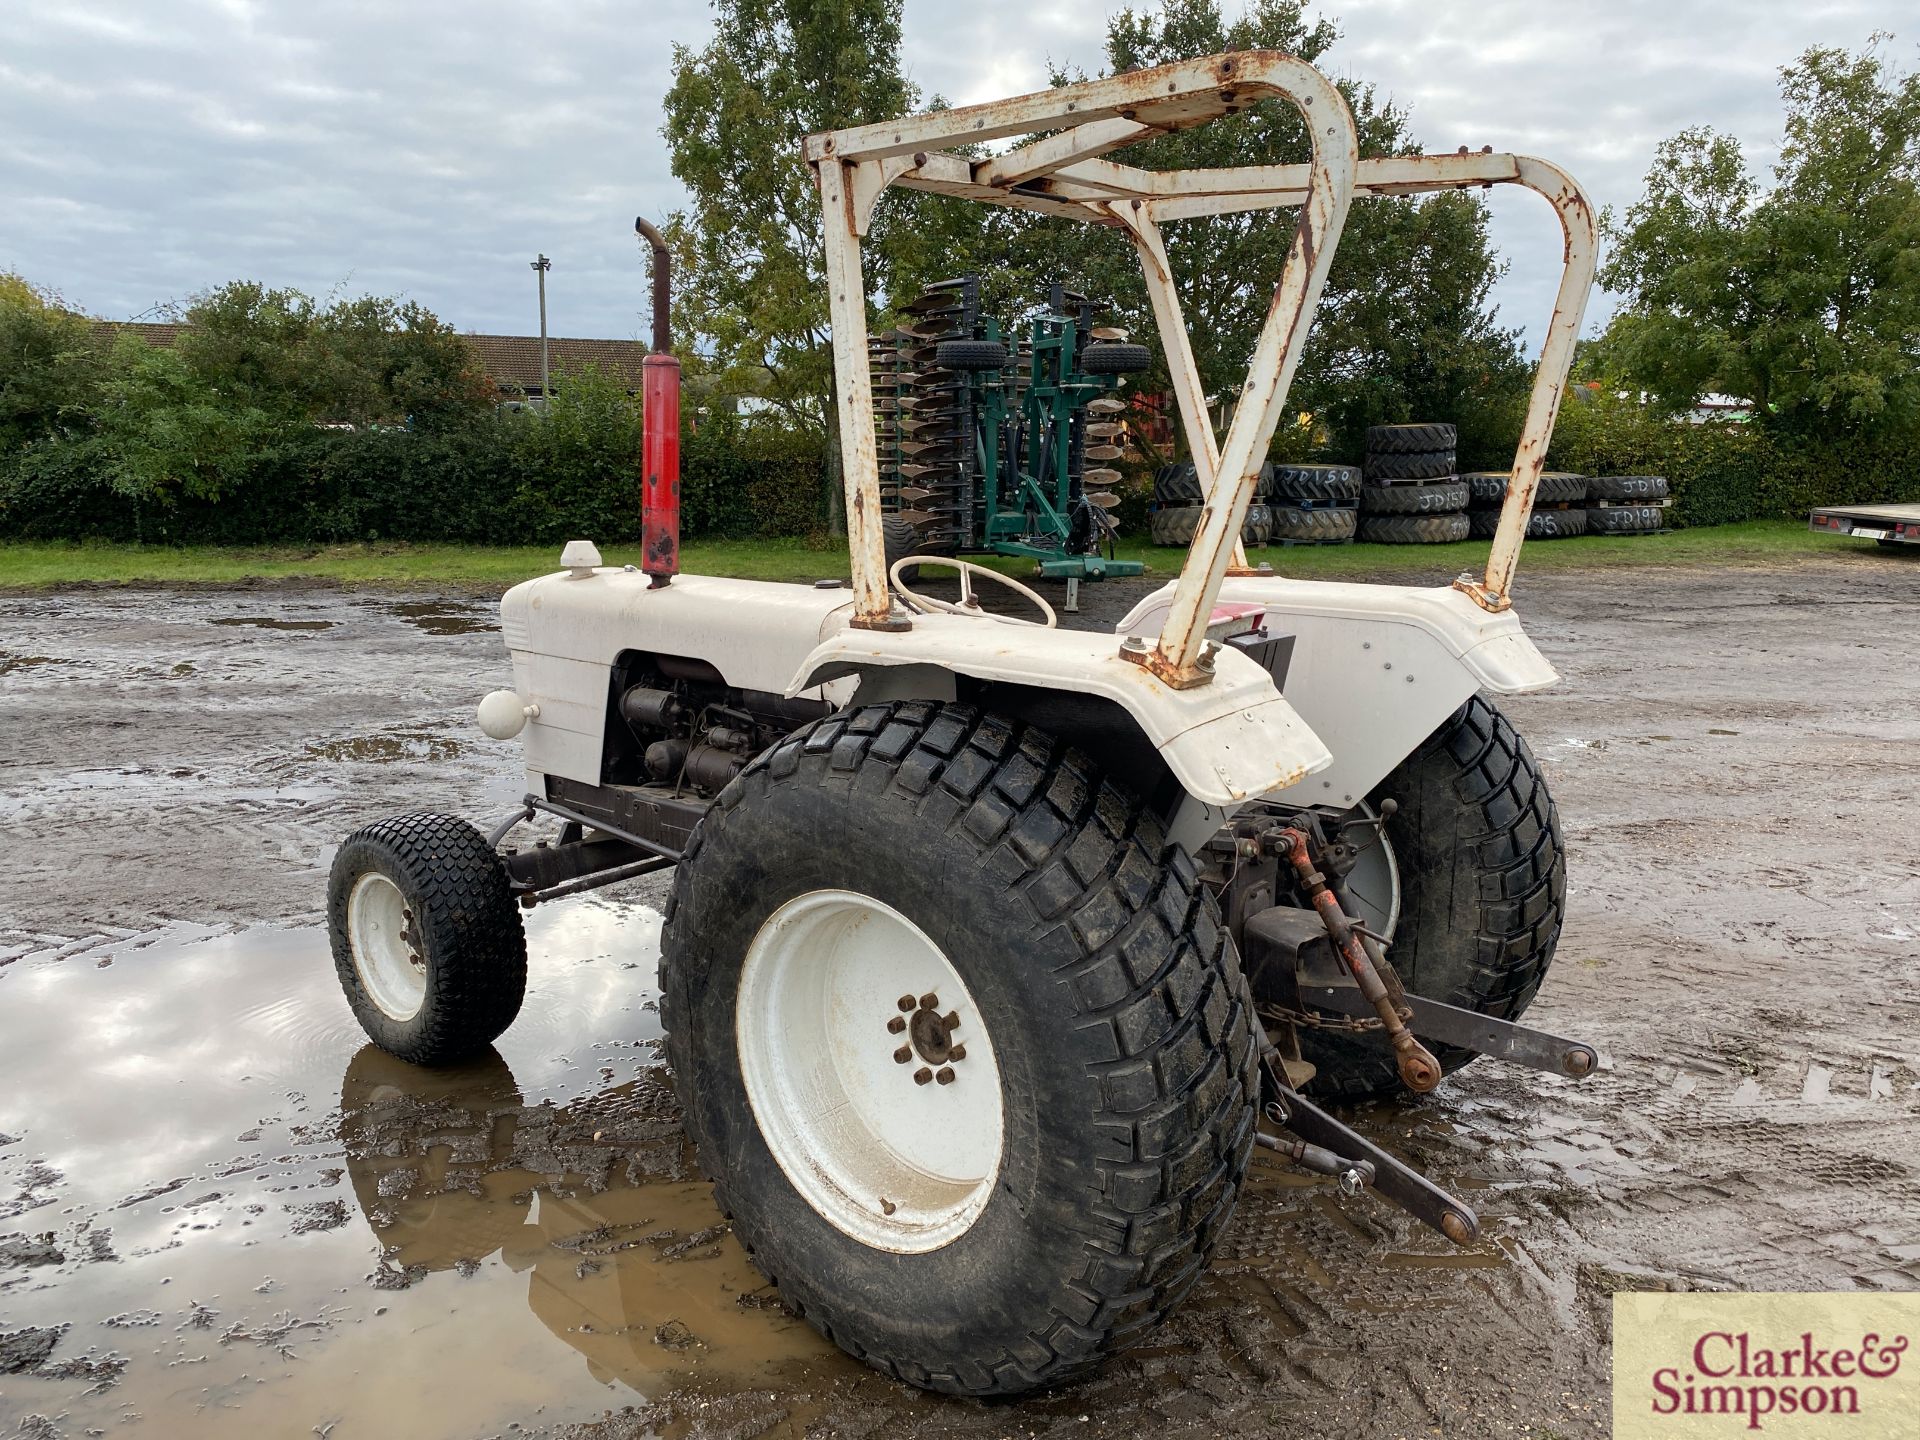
[530,254,552,402]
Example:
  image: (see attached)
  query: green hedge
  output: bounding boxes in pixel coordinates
[0,410,832,546]
[1547,395,1920,526]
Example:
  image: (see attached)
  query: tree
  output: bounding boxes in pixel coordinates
[665,0,955,527]
[171,282,493,430]
[0,273,103,453]
[1036,0,1526,464]
[1598,38,1920,441]
[662,0,1526,498]
[91,337,281,504]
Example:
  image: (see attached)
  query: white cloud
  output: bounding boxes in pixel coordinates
[0,0,1907,347]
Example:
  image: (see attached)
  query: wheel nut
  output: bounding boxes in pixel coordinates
[919,992,939,1010]
[894,1046,912,1064]
[935,1067,955,1085]
[949,1044,966,1062]
[887,1015,906,1034]
[942,1010,960,1032]
[913,1067,933,1086]
[897,995,916,1012]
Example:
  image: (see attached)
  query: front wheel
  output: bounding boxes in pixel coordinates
[326,812,527,1065]
[661,703,1259,1396]
[1296,695,1566,1098]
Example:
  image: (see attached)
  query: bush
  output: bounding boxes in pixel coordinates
[1547,392,1920,527]
[0,382,835,546]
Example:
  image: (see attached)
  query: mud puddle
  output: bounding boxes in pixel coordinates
[208,616,338,632]
[0,906,848,1438]
[376,600,499,637]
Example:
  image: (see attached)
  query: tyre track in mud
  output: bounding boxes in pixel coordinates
[2,554,1916,1439]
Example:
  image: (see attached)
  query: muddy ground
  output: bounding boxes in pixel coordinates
[2,552,1917,1439]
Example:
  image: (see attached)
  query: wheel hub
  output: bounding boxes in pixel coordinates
[736,889,1005,1253]
[891,994,964,1079]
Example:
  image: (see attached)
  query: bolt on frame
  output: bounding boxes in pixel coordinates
[805,50,1597,683]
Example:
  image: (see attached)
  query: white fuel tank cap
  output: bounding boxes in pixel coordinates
[561,539,603,577]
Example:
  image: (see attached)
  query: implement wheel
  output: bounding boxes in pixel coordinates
[662,702,1258,1395]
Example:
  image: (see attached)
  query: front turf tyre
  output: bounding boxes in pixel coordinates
[1296,696,1566,1098]
[326,813,527,1065]
[661,703,1260,1396]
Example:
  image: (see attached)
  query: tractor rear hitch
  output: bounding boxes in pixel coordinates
[1298,983,1599,1079]
[1270,826,1444,1093]
[1263,1055,1481,1246]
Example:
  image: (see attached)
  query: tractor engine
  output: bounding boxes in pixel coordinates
[606,653,830,799]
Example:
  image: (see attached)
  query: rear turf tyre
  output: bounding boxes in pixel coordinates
[661,703,1259,1396]
[1296,696,1566,1098]
[326,813,527,1065]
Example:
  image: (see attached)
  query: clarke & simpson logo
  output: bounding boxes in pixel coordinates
[1615,1294,1920,1438]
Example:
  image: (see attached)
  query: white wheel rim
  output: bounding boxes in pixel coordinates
[348,872,428,1021]
[737,889,1005,1253]
[1343,811,1402,939]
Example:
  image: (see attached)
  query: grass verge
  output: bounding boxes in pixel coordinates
[0,520,1877,591]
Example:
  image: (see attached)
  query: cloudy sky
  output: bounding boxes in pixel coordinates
[0,0,1906,352]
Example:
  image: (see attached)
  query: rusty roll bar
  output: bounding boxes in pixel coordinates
[804,51,1598,655]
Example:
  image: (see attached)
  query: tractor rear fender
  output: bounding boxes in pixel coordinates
[1112,579,1558,809]
[788,612,1332,809]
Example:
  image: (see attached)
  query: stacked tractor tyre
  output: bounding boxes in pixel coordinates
[1585,474,1671,534]
[1358,424,1470,543]
[1150,452,1675,549]
[1460,470,1590,539]
[1266,463,1359,544]
[1150,461,1359,548]
[1150,462,1278,548]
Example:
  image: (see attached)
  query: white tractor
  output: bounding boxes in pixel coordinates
[327,51,1600,1396]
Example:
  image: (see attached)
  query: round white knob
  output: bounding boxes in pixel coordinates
[561,539,603,577]
[477,689,539,740]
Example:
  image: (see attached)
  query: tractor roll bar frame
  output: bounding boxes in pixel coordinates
[805,51,1597,685]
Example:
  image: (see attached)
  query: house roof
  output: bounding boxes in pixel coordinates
[91,320,649,392]
[460,333,648,392]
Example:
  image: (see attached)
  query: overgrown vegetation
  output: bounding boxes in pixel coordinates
[0,273,836,546]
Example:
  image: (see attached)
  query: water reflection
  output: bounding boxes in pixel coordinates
[337,1045,837,1395]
